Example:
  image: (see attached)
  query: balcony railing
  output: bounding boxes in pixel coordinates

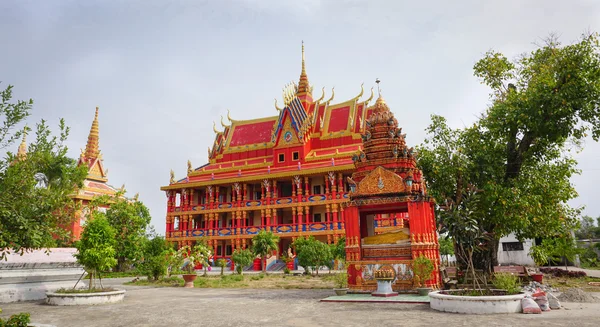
[168,222,345,239]
[170,193,349,213]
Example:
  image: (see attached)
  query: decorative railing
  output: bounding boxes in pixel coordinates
[171,193,350,213]
[168,222,345,239]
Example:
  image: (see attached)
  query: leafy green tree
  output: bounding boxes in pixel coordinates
[541,236,583,270]
[0,84,31,150]
[177,241,212,276]
[575,215,599,241]
[251,230,279,274]
[99,193,152,271]
[293,236,332,276]
[165,246,184,277]
[331,236,346,262]
[231,249,254,275]
[138,236,169,281]
[1,118,87,259]
[418,32,600,271]
[438,236,454,265]
[74,212,117,290]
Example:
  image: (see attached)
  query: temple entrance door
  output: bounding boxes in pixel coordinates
[359,213,376,239]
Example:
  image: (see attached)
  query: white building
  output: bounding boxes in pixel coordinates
[497,233,535,266]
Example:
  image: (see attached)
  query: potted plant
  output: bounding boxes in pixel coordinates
[528,245,549,283]
[412,255,434,296]
[177,243,211,288]
[333,270,348,295]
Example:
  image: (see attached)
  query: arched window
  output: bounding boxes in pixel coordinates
[174,217,180,230]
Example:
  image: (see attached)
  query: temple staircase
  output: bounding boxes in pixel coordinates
[267,260,286,272]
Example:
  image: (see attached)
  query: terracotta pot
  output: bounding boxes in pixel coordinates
[182,274,197,288]
[531,273,543,283]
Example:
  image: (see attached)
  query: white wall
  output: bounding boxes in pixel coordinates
[497,233,535,266]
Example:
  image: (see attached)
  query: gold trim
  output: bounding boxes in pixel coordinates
[161,164,355,190]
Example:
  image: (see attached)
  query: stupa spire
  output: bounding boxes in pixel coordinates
[84,107,100,159]
[16,128,27,161]
[297,41,311,95]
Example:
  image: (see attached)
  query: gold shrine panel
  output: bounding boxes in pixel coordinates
[355,166,406,195]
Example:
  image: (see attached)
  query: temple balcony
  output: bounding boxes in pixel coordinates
[168,192,349,214]
[166,222,345,240]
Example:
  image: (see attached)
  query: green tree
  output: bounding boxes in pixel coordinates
[575,215,599,241]
[418,33,600,271]
[0,84,31,150]
[251,230,279,274]
[331,236,346,262]
[0,118,87,259]
[177,241,212,276]
[438,236,454,266]
[138,236,169,281]
[74,211,117,290]
[293,236,332,276]
[541,236,583,270]
[231,249,254,275]
[100,193,152,271]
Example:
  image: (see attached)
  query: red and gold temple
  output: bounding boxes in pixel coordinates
[160,44,441,291]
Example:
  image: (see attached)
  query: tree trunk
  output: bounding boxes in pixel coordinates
[262,257,266,274]
[471,239,499,274]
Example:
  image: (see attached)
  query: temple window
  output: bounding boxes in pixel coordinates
[174,217,180,230]
[225,245,233,256]
[313,213,322,222]
[292,152,299,161]
[280,182,293,197]
[175,193,181,207]
[313,185,322,195]
[278,153,285,162]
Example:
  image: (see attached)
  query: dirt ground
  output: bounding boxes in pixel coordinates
[2,279,600,327]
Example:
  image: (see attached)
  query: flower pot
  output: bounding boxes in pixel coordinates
[334,288,348,296]
[531,273,543,283]
[182,274,197,288]
[417,287,432,296]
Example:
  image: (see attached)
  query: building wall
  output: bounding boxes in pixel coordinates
[497,233,535,266]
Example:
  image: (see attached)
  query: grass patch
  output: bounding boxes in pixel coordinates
[544,275,600,292]
[125,276,184,287]
[193,273,336,289]
[55,287,117,294]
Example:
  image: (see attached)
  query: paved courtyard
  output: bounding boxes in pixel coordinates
[1,279,600,327]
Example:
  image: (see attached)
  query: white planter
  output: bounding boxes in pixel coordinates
[429,290,525,314]
[46,289,126,306]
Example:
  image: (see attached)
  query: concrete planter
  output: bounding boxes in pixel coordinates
[429,290,525,314]
[46,289,126,306]
[334,288,348,296]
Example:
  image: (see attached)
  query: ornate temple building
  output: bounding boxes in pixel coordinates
[68,107,124,241]
[161,45,441,289]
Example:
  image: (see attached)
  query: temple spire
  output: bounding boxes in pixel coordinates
[16,128,27,161]
[84,106,100,159]
[297,41,311,95]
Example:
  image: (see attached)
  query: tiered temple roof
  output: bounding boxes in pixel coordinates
[163,44,378,189]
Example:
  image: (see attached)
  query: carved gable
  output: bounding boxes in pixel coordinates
[355,166,406,195]
[274,112,301,147]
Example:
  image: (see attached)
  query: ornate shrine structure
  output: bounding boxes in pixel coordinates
[161,44,440,286]
[344,95,441,292]
[70,107,123,241]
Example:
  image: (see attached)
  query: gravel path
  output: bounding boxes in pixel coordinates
[2,281,600,327]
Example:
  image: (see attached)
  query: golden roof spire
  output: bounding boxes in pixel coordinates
[297,41,311,95]
[84,106,100,159]
[17,128,27,161]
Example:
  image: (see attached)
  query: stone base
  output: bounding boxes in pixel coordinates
[0,248,87,303]
[371,291,399,297]
[46,290,126,306]
[429,290,526,314]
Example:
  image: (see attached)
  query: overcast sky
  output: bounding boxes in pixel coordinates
[2,0,600,235]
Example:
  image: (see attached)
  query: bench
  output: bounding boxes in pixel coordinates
[493,265,528,278]
[441,267,458,289]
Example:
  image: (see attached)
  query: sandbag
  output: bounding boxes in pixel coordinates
[522,296,542,314]
[547,293,562,309]
[534,294,551,311]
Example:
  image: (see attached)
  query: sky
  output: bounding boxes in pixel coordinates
[1,0,600,235]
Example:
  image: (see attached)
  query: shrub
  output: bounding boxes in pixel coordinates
[539,267,587,278]
[333,272,348,289]
[231,249,254,275]
[0,309,30,327]
[492,273,520,295]
[137,236,169,281]
[412,255,434,287]
[74,215,117,290]
[283,267,291,275]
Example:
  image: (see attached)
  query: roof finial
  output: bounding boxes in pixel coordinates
[84,106,100,159]
[16,127,27,161]
[297,41,311,95]
[376,78,381,96]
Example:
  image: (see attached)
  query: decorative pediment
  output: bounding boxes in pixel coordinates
[273,111,302,147]
[354,166,406,195]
